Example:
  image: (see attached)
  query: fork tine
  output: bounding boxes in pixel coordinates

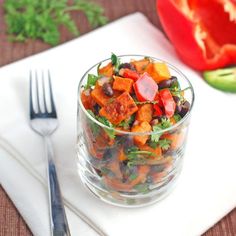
[42,71,48,114]
[35,71,42,114]
[48,71,57,117]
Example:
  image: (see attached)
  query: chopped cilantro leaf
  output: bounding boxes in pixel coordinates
[134,183,149,193]
[111,53,120,73]
[174,114,182,123]
[158,139,172,150]
[97,116,115,139]
[151,118,171,143]
[85,74,99,89]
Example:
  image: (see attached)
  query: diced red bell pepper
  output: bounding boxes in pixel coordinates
[133,72,158,102]
[157,0,236,70]
[159,89,176,118]
[120,68,140,81]
[153,104,163,116]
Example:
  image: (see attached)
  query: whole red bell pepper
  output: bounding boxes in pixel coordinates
[133,72,158,101]
[159,89,176,118]
[157,0,236,70]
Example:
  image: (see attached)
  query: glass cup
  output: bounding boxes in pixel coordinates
[77,55,194,207]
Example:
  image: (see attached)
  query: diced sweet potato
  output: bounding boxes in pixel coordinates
[99,92,138,125]
[81,90,96,109]
[153,62,171,82]
[144,62,171,83]
[162,132,185,150]
[131,121,152,145]
[136,104,153,123]
[113,76,134,93]
[98,62,113,77]
[131,58,151,73]
[91,84,112,107]
[118,148,127,161]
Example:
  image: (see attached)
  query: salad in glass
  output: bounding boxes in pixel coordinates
[77,54,194,207]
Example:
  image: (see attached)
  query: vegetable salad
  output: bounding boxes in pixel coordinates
[80,54,191,194]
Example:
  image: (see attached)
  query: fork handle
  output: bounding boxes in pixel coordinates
[44,137,71,236]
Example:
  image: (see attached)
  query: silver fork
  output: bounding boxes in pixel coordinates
[29,71,71,236]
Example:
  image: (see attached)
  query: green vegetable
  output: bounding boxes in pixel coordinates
[4,0,107,45]
[97,116,115,139]
[129,173,138,181]
[126,146,159,167]
[87,110,115,139]
[203,67,236,93]
[111,53,120,73]
[85,74,99,89]
[117,114,135,129]
[134,183,149,193]
[87,110,100,136]
[151,118,171,143]
[158,139,172,150]
[173,114,182,123]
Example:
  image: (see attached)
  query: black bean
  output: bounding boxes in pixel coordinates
[175,104,182,114]
[158,79,172,89]
[119,63,136,71]
[170,76,177,85]
[173,96,180,104]
[179,101,190,117]
[102,83,114,97]
[93,104,101,115]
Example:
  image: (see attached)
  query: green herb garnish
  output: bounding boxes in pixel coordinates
[118,114,135,129]
[111,53,120,73]
[85,74,100,89]
[134,183,149,194]
[174,114,182,122]
[129,173,138,181]
[87,110,100,136]
[97,116,116,139]
[151,118,172,143]
[158,139,172,150]
[4,0,107,45]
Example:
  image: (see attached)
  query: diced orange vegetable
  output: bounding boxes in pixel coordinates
[162,132,185,150]
[131,58,151,73]
[98,62,113,77]
[138,144,162,159]
[118,148,127,161]
[153,62,171,82]
[113,76,134,93]
[81,90,96,110]
[91,84,111,107]
[131,121,152,145]
[99,92,138,125]
[144,62,171,83]
[136,104,153,123]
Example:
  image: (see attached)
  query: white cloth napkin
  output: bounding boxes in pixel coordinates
[0,13,236,236]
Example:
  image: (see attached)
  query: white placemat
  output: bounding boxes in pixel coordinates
[0,13,236,236]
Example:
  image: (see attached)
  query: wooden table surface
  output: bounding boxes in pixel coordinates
[0,0,235,235]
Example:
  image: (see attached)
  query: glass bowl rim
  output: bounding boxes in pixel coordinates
[78,54,195,136]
